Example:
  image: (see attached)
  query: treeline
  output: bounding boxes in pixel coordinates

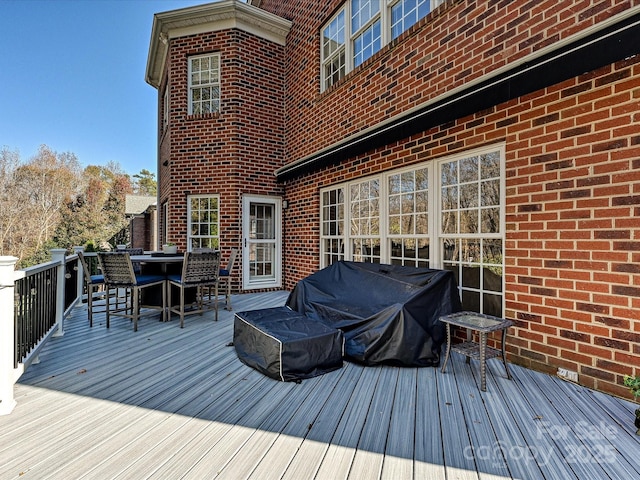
[0,145,156,268]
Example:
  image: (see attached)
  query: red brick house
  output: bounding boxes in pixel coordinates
[146,0,640,398]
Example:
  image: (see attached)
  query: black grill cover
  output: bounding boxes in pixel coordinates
[286,261,461,367]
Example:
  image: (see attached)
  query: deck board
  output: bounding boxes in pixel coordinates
[1,290,639,480]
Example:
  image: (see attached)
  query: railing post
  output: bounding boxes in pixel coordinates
[51,249,66,338]
[73,246,84,306]
[0,255,18,415]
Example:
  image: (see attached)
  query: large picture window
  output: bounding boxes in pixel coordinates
[320,145,504,316]
[321,0,444,90]
[187,195,220,250]
[188,54,220,115]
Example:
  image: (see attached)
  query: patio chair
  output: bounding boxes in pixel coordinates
[218,248,238,310]
[115,247,144,273]
[97,252,166,331]
[167,251,221,327]
[77,250,105,327]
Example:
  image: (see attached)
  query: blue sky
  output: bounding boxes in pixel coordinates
[0,0,212,176]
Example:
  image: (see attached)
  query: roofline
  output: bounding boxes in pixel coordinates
[276,6,640,182]
[146,0,291,89]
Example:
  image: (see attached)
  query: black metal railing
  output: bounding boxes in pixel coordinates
[64,255,79,311]
[14,262,58,367]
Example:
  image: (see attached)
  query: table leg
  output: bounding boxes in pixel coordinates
[465,327,472,364]
[441,323,452,373]
[501,328,512,380]
[480,331,487,392]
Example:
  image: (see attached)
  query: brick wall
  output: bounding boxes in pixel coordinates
[158,28,286,278]
[258,0,640,397]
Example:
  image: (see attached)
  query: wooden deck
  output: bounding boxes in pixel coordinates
[1,291,639,479]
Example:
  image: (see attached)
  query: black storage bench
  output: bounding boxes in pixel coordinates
[234,307,344,382]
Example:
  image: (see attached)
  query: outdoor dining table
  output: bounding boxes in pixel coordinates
[130,253,186,320]
[130,253,184,272]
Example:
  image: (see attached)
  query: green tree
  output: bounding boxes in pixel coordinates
[133,169,157,196]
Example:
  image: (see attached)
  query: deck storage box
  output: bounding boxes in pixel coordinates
[234,307,344,382]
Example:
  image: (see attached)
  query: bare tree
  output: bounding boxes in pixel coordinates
[1,145,82,264]
[0,147,26,257]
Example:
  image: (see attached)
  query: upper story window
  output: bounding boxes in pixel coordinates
[188,53,220,115]
[163,84,169,129]
[321,0,444,91]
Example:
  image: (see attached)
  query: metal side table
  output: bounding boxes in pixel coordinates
[440,311,513,391]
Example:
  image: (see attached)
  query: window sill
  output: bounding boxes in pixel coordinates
[187,112,221,121]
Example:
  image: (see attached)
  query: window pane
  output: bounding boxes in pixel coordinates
[459,183,478,208]
[354,20,381,67]
[351,0,380,32]
[323,10,345,57]
[480,151,500,179]
[481,207,500,233]
[391,0,431,39]
[481,179,500,207]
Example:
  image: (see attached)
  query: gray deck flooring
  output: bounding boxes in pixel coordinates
[1,291,639,479]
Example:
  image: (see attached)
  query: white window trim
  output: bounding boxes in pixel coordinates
[320,0,444,91]
[187,53,221,115]
[186,194,221,252]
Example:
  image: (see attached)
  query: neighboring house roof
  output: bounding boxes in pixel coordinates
[146,0,291,88]
[125,195,156,216]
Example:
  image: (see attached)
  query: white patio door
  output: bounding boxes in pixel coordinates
[242,195,282,289]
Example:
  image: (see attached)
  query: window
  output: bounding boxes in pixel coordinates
[320,145,505,316]
[187,195,220,250]
[391,0,432,39]
[320,0,444,90]
[163,85,169,129]
[321,188,345,265]
[352,0,381,67]
[388,167,430,267]
[440,151,503,316]
[350,178,381,262]
[322,9,346,90]
[188,54,220,115]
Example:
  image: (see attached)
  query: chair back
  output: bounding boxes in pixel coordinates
[116,248,143,273]
[98,252,136,286]
[225,248,239,273]
[77,251,95,284]
[181,251,220,285]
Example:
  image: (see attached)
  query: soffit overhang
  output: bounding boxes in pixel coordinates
[276,7,640,182]
[146,0,291,88]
